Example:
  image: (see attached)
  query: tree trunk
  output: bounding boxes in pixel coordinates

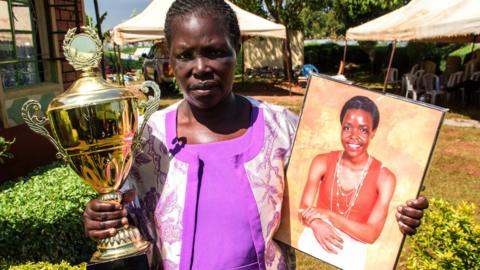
[283,30,293,83]
[93,0,106,79]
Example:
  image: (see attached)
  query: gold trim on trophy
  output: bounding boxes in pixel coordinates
[21,26,161,263]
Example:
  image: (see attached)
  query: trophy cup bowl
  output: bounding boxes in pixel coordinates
[21,27,160,265]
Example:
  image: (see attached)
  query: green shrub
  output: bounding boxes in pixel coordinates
[0,136,15,164]
[4,261,86,270]
[0,163,97,265]
[407,198,480,270]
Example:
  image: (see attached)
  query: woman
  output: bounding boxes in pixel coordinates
[298,96,397,269]
[84,1,427,269]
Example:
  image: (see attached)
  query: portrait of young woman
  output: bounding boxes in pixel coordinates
[82,1,429,269]
[297,96,397,269]
[276,75,445,270]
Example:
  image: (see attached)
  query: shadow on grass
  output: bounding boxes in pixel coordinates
[234,81,304,97]
[446,104,480,121]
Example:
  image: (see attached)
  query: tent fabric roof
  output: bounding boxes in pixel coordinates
[111,0,286,45]
[346,0,480,43]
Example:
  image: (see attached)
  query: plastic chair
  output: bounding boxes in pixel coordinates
[404,73,422,100]
[443,71,464,103]
[383,68,400,91]
[465,71,480,106]
[409,64,419,75]
[472,49,480,60]
[301,64,319,78]
[421,60,437,74]
[413,69,426,91]
[443,56,461,82]
[470,71,480,105]
[423,73,443,104]
[463,59,480,81]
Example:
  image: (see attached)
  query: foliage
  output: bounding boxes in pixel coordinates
[406,198,480,270]
[230,0,267,18]
[104,50,143,72]
[300,4,343,39]
[331,0,405,36]
[0,163,97,265]
[449,43,480,63]
[85,13,109,41]
[1,261,86,270]
[0,136,15,164]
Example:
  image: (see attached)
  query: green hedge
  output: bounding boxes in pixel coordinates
[1,261,86,270]
[0,163,96,265]
[304,42,464,76]
[407,198,480,269]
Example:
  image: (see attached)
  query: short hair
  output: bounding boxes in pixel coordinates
[340,96,380,130]
[164,0,241,51]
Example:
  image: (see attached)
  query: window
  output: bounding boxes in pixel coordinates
[0,0,43,89]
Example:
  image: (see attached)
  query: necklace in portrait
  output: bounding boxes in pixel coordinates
[330,151,372,218]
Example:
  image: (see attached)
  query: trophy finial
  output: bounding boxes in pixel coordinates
[62,26,103,73]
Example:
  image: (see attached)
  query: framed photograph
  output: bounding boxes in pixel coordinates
[275,74,447,269]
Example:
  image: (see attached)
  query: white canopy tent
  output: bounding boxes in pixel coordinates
[346,0,480,43]
[344,0,480,92]
[111,0,286,45]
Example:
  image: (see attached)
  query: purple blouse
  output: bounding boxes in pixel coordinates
[165,106,266,269]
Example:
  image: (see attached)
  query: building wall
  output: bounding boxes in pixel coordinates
[0,0,85,182]
[243,30,304,71]
[0,0,84,128]
[53,0,84,90]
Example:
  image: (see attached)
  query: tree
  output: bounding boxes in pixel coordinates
[263,0,305,82]
[232,0,327,82]
[329,0,408,72]
[332,0,407,35]
[230,0,266,17]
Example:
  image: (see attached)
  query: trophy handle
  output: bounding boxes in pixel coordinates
[133,80,161,152]
[21,100,67,161]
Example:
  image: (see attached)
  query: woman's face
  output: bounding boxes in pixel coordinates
[168,15,237,109]
[340,109,376,159]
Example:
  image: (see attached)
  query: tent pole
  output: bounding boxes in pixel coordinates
[470,35,478,61]
[241,38,245,83]
[338,39,348,75]
[119,45,125,86]
[383,40,397,93]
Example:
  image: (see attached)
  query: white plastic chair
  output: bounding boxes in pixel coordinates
[413,70,426,90]
[383,68,399,91]
[468,71,480,105]
[423,73,443,104]
[443,71,464,103]
[421,60,437,74]
[409,64,419,75]
[404,73,421,100]
[463,59,480,81]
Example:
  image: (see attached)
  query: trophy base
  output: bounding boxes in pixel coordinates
[91,226,151,262]
[87,244,152,270]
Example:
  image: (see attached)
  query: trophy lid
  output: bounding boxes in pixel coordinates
[48,26,134,112]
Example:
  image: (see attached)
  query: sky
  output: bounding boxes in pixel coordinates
[84,0,151,31]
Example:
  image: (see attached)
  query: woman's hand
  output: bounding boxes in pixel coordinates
[310,219,344,254]
[396,195,429,235]
[83,199,129,241]
[300,207,329,225]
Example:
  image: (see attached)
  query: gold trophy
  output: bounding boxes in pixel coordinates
[21,26,160,265]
